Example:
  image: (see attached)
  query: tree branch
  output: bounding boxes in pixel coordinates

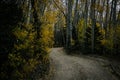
[53,0,66,18]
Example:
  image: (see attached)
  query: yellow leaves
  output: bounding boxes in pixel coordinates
[24,24,33,30]
[41,24,53,38]
[43,53,49,63]
[38,22,54,52]
[13,27,28,41]
[96,22,100,27]
[77,19,85,42]
[107,39,113,48]
[29,32,36,41]
[116,26,120,34]
[77,19,84,32]
[100,29,105,36]
[13,24,36,51]
[23,58,38,72]
[71,39,75,45]
[104,39,113,50]
[14,42,27,50]
[13,24,34,41]
[95,4,104,13]
[41,11,57,24]
[101,29,114,50]
[101,39,106,46]
[40,24,54,48]
[41,27,49,37]
[8,53,24,67]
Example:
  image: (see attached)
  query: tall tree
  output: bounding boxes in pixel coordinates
[66,0,73,48]
[90,0,96,53]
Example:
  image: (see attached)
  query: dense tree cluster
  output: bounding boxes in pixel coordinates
[0,0,55,79]
[53,0,120,55]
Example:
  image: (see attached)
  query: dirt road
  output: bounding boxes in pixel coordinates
[49,48,118,80]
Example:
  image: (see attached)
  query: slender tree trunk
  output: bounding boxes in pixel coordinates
[66,0,73,48]
[101,0,105,30]
[109,0,114,29]
[112,0,117,54]
[91,0,96,53]
[104,0,109,38]
[83,0,88,48]
[72,0,79,44]
[26,0,31,24]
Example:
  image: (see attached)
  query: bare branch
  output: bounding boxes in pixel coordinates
[53,0,66,18]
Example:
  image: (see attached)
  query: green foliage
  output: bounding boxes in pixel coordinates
[103,25,120,55]
[37,11,55,63]
[84,26,92,52]
[84,22,104,53]
[115,26,120,54]
[77,19,85,44]
[102,29,114,54]
[4,24,38,79]
[0,0,54,79]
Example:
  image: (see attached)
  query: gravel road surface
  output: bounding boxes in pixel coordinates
[49,48,118,80]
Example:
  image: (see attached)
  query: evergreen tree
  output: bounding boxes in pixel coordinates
[84,23,104,54]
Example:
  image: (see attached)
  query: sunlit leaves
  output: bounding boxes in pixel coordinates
[77,19,85,43]
[13,27,28,41]
[95,4,104,13]
[41,11,57,24]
